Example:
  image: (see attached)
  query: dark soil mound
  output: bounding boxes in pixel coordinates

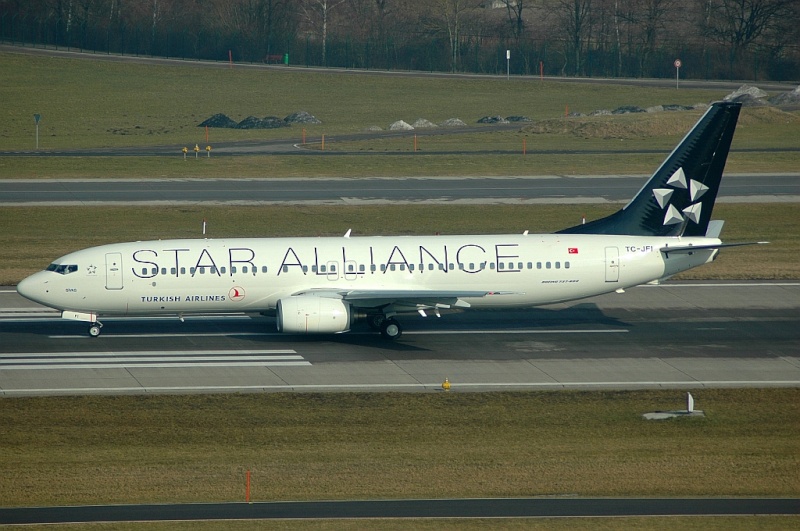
[198,113,238,128]
[236,116,289,129]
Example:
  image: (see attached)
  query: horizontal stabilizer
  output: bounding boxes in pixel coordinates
[659,241,768,255]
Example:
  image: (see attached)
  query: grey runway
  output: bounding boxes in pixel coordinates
[2,282,798,396]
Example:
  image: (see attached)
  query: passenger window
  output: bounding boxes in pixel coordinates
[555,262,561,269]
[161,268,167,275]
[546,262,551,269]
[565,261,570,269]
[537,262,542,269]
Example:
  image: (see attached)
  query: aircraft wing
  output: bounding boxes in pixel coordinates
[291,289,519,310]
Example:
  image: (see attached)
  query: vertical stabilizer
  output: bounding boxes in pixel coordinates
[559,102,741,237]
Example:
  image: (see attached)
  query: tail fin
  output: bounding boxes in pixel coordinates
[558,101,741,237]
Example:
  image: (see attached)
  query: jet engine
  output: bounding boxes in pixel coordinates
[276,296,353,334]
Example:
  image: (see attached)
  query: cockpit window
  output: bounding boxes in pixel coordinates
[46,263,78,275]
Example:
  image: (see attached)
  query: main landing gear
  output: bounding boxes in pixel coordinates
[367,313,403,340]
[88,321,103,337]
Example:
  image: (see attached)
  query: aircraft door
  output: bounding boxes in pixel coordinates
[605,247,619,282]
[105,252,124,290]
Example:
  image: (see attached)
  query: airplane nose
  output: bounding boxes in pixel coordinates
[16,272,49,306]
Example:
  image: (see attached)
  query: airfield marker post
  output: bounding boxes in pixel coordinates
[414,134,417,152]
[523,137,526,156]
[34,114,41,149]
[246,470,251,503]
[321,134,325,151]
[674,59,682,89]
[302,128,306,144]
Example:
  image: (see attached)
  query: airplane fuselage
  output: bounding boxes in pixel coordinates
[18,233,718,317]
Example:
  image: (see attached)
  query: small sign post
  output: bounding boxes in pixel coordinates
[506,49,511,80]
[674,59,682,89]
[34,114,41,149]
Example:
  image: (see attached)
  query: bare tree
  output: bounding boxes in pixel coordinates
[553,0,593,75]
[701,0,795,71]
[298,0,349,64]
[421,0,483,72]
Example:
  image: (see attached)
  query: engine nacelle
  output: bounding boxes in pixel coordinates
[276,296,352,334]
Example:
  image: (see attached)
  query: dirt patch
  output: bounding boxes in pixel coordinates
[523,107,799,139]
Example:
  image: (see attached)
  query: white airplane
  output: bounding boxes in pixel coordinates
[17,101,761,339]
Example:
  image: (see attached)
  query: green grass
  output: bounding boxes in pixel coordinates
[1,51,730,151]
[1,204,797,285]
[1,390,798,507]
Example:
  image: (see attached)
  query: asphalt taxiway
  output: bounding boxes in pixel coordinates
[1,174,799,205]
[2,281,798,396]
[2,497,799,524]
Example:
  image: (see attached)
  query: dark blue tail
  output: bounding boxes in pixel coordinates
[558,101,741,237]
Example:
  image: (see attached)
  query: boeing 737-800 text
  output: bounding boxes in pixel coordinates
[17,102,761,339]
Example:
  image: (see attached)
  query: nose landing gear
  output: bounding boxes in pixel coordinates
[88,321,103,337]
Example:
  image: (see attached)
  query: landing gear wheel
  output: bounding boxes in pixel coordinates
[88,321,103,337]
[380,318,402,340]
[367,314,385,331]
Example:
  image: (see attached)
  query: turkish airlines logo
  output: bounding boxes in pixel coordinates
[228,286,246,301]
[568,248,579,254]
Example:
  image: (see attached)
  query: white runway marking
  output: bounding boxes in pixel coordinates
[0,350,309,370]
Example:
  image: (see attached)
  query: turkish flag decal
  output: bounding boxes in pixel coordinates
[568,248,579,254]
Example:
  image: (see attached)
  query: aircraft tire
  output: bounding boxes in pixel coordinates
[367,314,385,330]
[88,324,101,337]
[380,318,402,340]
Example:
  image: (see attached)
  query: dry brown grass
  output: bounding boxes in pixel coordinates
[522,106,800,140]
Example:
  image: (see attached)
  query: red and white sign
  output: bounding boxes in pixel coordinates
[674,59,682,68]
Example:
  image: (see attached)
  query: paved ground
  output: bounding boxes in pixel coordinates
[1,174,798,205]
[2,281,798,396]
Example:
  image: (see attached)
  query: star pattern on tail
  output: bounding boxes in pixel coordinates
[652,167,710,227]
